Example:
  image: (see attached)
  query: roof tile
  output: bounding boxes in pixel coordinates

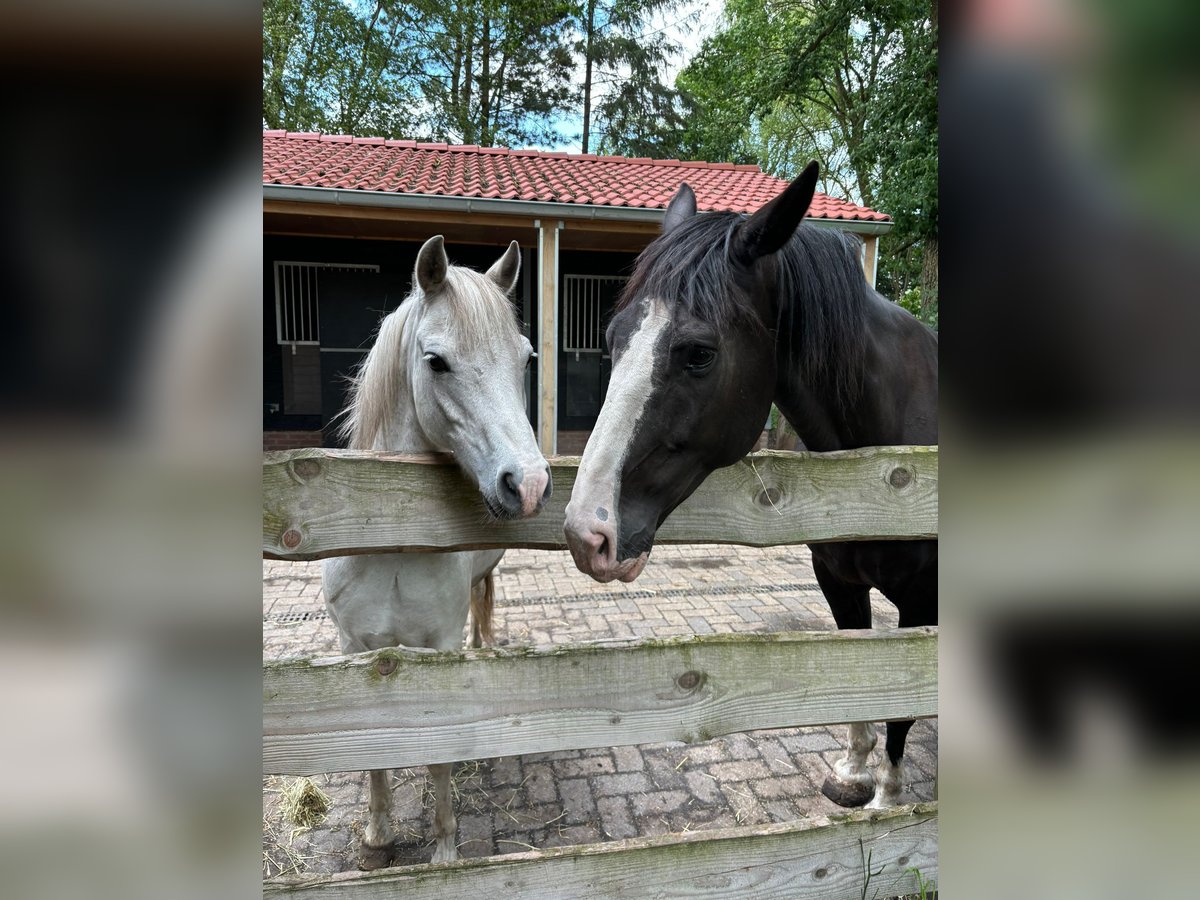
[262,131,889,222]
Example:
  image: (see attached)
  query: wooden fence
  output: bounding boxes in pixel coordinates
[263,447,939,898]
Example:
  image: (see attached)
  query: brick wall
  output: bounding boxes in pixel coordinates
[263,429,324,451]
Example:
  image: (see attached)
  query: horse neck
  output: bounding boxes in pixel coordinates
[773,288,937,452]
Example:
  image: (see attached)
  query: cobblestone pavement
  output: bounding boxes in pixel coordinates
[263,545,937,876]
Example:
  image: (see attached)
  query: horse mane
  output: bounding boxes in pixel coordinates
[338,266,521,450]
[619,212,871,413]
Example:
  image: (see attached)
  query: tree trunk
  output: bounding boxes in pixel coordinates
[581,0,596,153]
[461,13,476,143]
[920,237,938,318]
[479,13,491,144]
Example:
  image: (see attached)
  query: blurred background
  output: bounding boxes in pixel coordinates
[0,0,1196,896]
[0,2,262,898]
[944,0,1200,896]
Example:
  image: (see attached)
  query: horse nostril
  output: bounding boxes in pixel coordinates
[501,471,521,497]
[542,470,553,501]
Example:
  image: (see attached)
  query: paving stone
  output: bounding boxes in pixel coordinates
[541,824,603,848]
[631,790,688,818]
[522,763,557,804]
[456,814,493,857]
[756,737,802,775]
[777,729,843,755]
[708,759,771,782]
[684,770,722,804]
[643,751,689,790]
[596,796,637,839]
[552,753,615,778]
[762,800,801,823]
[593,772,650,796]
[719,784,769,826]
[612,745,644,773]
[558,778,596,825]
[723,733,763,759]
[748,775,813,800]
[489,756,522,786]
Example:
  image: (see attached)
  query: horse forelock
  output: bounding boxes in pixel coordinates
[338,264,522,450]
[434,267,523,352]
[619,212,762,335]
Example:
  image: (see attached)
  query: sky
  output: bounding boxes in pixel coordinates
[535,0,725,154]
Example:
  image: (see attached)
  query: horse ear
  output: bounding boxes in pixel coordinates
[731,161,819,265]
[415,235,449,293]
[663,183,697,233]
[486,240,521,294]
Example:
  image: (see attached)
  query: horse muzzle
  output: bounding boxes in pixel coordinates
[563,510,649,583]
[493,463,552,519]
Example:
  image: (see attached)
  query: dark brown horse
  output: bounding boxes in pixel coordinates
[563,163,937,808]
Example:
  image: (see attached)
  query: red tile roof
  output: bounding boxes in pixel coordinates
[263,131,889,223]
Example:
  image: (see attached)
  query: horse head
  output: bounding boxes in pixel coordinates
[346,235,551,520]
[563,165,820,581]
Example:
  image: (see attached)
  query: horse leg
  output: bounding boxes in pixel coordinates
[866,566,937,809]
[814,554,879,807]
[360,768,396,869]
[468,573,495,649]
[428,763,457,863]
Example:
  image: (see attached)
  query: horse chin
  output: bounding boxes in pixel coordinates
[585,551,649,584]
[614,552,649,582]
[481,493,512,521]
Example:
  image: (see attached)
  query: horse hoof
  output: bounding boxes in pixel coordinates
[359,842,395,871]
[821,775,875,808]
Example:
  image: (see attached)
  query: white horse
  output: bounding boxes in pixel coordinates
[322,235,550,868]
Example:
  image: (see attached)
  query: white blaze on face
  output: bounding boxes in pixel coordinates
[565,299,670,575]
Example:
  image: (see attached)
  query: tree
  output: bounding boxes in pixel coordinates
[573,0,689,155]
[263,0,421,137]
[263,0,578,147]
[415,0,578,146]
[671,0,938,321]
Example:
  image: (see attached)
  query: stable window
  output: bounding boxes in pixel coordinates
[273,261,380,414]
[274,261,380,345]
[562,274,627,354]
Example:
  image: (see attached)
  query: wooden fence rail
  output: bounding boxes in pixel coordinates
[265,802,938,900]
[263,446,937,560]
[264,627,937,775]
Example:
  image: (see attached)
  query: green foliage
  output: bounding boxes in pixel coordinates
[263,0,422,137]
[575,0,691,156]
[263,0,577,145]
[670,0,938,312]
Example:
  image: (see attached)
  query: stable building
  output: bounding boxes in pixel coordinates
[263,131,891,454]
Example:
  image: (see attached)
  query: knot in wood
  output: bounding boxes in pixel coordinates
[676,670,703,692]
[281,528,303,549]
[814,867,828,880]
[889,466,913,489]
[756,487,782,508]
[293,458,321,480]
[376,658,397,676]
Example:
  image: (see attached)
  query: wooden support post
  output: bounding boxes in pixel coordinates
[535,220,561,456]
[863,234,879,288]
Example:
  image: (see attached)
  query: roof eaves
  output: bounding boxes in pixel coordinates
[262,183,893,233]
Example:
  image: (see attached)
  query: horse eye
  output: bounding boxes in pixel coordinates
[685,346,717,373]
[425,353,450,373]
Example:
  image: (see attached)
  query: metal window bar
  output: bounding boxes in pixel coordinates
[273,261,380,345]
[562,275,628,353]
